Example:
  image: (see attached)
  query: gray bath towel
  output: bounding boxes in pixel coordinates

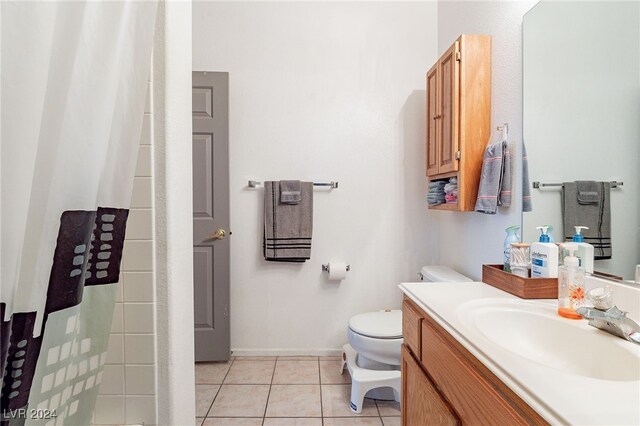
[576,180,600,204]
[500,142,512,207]
[522,142,532,212]
[562,181,611,259]
[280,180,301,204]
[475,141,511,214]
[264,181,313,262]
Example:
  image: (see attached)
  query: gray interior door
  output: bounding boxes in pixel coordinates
[192,71,230,361]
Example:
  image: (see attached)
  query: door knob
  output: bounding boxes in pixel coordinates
[207,229,226,240]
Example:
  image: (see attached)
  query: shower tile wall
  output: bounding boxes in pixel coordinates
[93,78,158,425]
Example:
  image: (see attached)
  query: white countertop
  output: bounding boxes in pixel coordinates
[399,280,640,425]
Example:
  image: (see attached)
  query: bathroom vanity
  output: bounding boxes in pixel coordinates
[399,280,640,425]
[401,294,546,425]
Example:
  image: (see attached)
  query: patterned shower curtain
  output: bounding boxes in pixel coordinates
[1,1,157,424]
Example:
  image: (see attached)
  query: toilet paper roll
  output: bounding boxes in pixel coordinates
[328,262,348,281]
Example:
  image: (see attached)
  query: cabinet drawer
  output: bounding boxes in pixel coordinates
[402,299,423,359]
[421,317,547,425]
[401,345,459,426]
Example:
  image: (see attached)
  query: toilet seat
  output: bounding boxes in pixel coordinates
[347,329,402,366]
[348,310,402,339]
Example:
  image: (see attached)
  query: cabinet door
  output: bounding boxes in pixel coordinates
[438,41,460,174]
[426,63,439,177]
[401,345,459,426]
[421,319,544,425]
[402,300,423,359]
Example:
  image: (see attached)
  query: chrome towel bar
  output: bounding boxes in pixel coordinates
[248,180,338,189]
[533,181,623,189]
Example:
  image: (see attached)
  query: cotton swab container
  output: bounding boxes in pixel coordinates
[510,243,531,278]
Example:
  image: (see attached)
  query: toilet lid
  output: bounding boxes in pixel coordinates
[349,310,402,339]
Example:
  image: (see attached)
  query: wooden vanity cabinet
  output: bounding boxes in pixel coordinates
[426,34,491,211]
[402,345,459,425]
[401,300,423,359]
[401,297,548,426]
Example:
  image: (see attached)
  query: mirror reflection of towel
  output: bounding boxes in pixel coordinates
[562,181,612,259]
[576,180,600,205]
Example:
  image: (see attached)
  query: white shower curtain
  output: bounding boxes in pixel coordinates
[1,1,157,424]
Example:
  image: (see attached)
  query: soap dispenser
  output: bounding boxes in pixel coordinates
[545,225,556,243]
[531,226,559,278]
[558,244,585,319]
[572,226,594,274]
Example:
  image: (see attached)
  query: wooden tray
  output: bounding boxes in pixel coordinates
[482,264,557,299]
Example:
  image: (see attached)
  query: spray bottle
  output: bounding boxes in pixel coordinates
[503,225,520,272]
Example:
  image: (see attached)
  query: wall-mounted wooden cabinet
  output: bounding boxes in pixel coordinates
[401,297,548,426]
[426,35,491,211]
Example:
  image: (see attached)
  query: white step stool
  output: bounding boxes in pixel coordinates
[340,344,401,414]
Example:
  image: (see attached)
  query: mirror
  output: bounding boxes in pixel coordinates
[522,1,639,281]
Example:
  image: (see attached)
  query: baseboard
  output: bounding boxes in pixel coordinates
[230,348,343,357]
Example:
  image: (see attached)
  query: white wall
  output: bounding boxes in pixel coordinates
[193,1,438,354]
[435,0,537,280]
[153,1,196,424]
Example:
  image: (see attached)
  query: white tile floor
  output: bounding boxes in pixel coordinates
[195,356,400,426]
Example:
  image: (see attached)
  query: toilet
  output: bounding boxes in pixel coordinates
[341,265,471,413]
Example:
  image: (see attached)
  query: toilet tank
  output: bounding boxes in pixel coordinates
[419,266,472,282]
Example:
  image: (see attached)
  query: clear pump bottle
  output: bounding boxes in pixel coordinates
[557,244,585,319]
[571,226,594,274]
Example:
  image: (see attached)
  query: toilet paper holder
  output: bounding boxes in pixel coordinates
[322,263,350,272]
